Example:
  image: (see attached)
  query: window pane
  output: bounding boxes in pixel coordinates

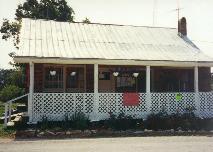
[66,67,84,92]
[44,67,63,89]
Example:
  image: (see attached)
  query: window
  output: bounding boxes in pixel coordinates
[99,72,110,80]
[66,67,85,92]
[116,73,136,92]
[44,67,63,90]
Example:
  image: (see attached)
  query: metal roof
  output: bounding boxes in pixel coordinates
[16,18,213,62]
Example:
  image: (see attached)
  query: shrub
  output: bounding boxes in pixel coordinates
[62,113,70,130]
[105,112,138,130]
[145,109,203,131]
[39,116,49,131]
[0,85,24,102]
[70,112,89,130]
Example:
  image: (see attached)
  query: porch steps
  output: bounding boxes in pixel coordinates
[6,112,27,127]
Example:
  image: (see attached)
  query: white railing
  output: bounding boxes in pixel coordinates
[31,92,213,122]
[4,94,29,127]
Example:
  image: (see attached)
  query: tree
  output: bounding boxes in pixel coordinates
[0,0,75,98]
[0,0,75,47]
[82,17,91,24]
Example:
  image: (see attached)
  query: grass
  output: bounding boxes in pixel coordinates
[0,123,15,138]
[0,101,16,138]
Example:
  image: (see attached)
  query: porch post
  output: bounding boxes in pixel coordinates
[194,66,200,115]
[93,63,99,121]
[146,66,151,115]
[28,62,34,123]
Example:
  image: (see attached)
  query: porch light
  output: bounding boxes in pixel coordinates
[113,72,119,77]
[70,72,76,76]
[50,70,56,76]
[133,72,139,78]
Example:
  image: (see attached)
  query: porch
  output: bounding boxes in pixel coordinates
[27,63,212,122]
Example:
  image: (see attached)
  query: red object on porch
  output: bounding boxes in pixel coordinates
[123,93,139,106]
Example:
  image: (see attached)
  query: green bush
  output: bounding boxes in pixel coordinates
[39,116,49,131]
[0,85,24,102]
[105,112,139,130]
[70,112,89,130]
[145,110,203,131]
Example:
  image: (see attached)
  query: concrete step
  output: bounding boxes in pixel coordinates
[12,116,22,122]
[7,121,15,127]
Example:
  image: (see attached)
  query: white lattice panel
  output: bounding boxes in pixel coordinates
[98,93,147,119]
[151,93,196,114]
[199,92,213,118]
[32,93,94,122]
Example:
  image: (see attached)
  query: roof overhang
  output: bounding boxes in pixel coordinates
[14,57,213,67]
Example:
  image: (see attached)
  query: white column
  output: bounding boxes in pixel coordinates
[194,66,200,115]
[28,62,34,123]
[4,103,8,127]
[93,64,99,121]
[194,66,199,93]
[146,66,151,115]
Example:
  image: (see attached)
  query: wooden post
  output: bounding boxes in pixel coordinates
[93,64,99,121]
[194,66,200,115]
[29,62,34,123]
[4,104,8,127]
[146,66,151,115]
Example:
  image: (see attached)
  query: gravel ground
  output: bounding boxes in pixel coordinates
[0,136,213,152]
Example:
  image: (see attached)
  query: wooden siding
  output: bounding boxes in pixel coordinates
[199,67,211,92]
[86,65,94,93]
[34,64,43,93]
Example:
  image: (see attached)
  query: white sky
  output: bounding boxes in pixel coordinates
[0,0,213,69]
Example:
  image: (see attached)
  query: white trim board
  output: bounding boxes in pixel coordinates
[14,57,213,67]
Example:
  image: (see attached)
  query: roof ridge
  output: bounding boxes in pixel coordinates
[22,17,177,30]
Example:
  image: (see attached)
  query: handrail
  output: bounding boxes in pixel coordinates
[4,93,29,127]
[4,94,29,104]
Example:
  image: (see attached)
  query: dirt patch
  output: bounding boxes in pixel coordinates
[14,129,213,139]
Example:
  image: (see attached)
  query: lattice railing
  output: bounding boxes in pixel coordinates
[98,93,147,120]
[32,92,213,122]
[199,92,213,118]
[32,93,94,121]
[151,93,196,114]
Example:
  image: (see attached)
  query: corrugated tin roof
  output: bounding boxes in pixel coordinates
[16,18,213,62]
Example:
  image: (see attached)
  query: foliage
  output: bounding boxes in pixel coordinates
[0,85,25,102]
[0,124,16,138]
[1,0,75,47]
[105,112,139,130]
[0,19,21,48]
[0,68,25,90]
[37,113,89,131]
[70,112,89,130]
[15,0,75,21]
[0,67,26,103]
[39,116,49,131]
[82,17,91,24]
[145,109,200,131]
[0,101,4,117]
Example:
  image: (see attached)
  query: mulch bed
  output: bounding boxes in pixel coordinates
[14,129,213,139]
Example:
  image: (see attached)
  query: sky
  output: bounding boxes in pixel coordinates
[0,0,213,69]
